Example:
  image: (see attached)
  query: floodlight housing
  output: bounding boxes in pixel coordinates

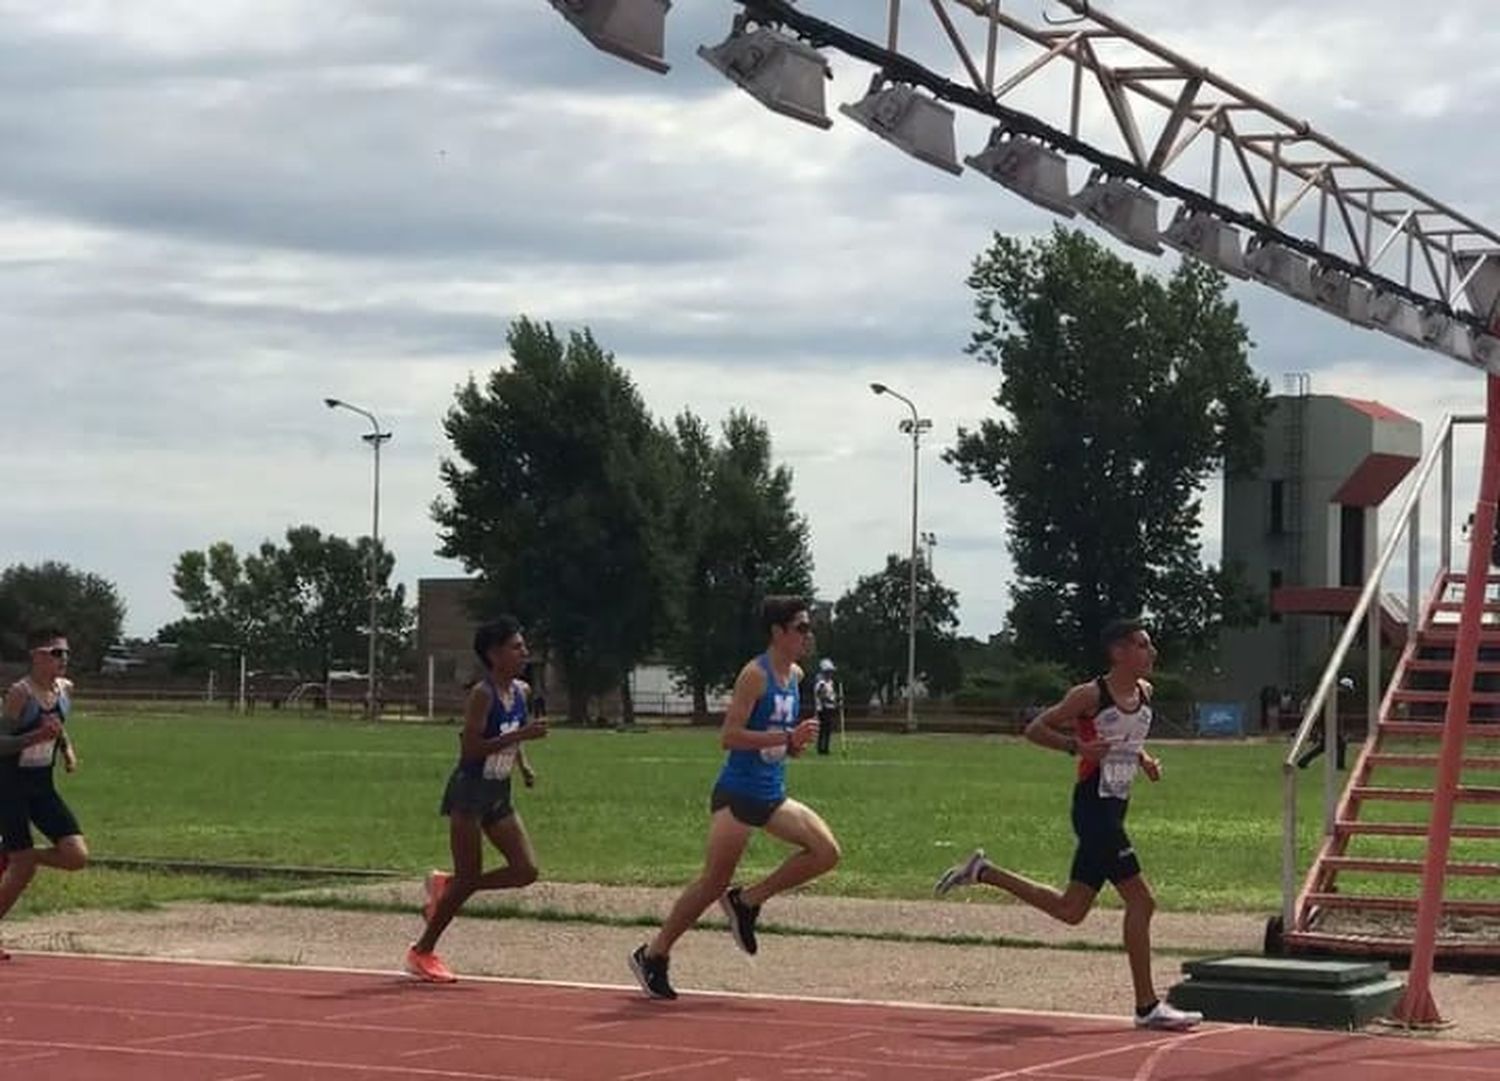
[1245,238,1314,301]
[1071,173,1161,254]
[698,25,832,129]
[1310,265,1374,327]
[1161,207,1246,278]
[965,128,1074,218]
[550,0,671,75]
[840,82,962,176]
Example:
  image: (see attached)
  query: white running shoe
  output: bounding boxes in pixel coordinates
[933,848,988,897]
[1135,1000,1202,1031]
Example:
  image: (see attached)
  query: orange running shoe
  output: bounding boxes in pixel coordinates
[423,870,452,923]
[405,947,457,984]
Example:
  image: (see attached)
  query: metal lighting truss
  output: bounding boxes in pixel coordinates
[714,0,1500,373]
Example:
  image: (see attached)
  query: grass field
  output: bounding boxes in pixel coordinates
[3,706,1326,915]
[12,706,1497,923]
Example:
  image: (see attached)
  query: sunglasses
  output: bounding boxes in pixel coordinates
[36,647,70,660]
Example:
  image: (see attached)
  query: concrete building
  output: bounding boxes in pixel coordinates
[1219,388,1421,723]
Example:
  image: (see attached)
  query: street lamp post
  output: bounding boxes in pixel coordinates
[325,398,392,718]
[870,383,931,733]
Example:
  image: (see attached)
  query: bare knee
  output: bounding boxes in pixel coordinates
[514,862,539,887]
[810,836,841,873]
[58,838,88,872]
[1126,889,1156,921]
[1058,901,1090,926]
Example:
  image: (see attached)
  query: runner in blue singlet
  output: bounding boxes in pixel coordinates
[630,596,841,1001]
[0,627,88,960]
[405,615,547,983]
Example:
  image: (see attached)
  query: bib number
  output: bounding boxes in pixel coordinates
[1099,752,1138,800]
[483,720,522,779]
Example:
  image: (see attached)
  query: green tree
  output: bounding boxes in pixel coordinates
[666,409,815,720]
[433,318,679,723]
[947,227,1269,674]
[0,562,126,670]
[165,528,411,685]
[827,554,960,706]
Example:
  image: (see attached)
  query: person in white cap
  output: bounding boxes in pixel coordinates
[813,659,839,756]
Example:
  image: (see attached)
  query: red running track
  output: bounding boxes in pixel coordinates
[0,953,1497,1080]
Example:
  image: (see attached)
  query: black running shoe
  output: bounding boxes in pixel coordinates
[629,945,677,1000]
[720,887,760,956]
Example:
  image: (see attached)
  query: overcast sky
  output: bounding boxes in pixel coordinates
[0,0,1494,643]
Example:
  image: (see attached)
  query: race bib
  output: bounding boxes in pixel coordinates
[483,720,523,779]
[17,739,55,769]
[1098,749,1139,800]
[1097,712,1150,800]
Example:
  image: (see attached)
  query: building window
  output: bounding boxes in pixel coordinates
[1269,479,1285,536]
[1269,570,1284,624]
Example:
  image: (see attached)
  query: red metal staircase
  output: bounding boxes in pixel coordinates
[1284,571,1500,960]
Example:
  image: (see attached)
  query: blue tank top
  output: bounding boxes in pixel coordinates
[11,682,69,772]
[457,677,528,780]
[715,655,800,801]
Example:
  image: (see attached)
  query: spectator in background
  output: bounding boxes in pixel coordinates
[813,660,839,756]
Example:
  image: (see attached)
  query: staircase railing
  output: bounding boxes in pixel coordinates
[1280,412,1480,930]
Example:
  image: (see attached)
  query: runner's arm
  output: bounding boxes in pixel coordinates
[719,664,789,752]
[1024,683,1101,754]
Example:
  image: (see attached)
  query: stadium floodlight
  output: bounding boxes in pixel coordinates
[549,0,671,75]
[1369,289,1427,344]
[1245,238,1314,302]
[964,127,1074,218]
[1310,265,1373,327]
[840,80,962,176]
[1472,329,1500,373]
[1161,207,1246,278]
[699,24,832,129]
[1071,172,1161,255]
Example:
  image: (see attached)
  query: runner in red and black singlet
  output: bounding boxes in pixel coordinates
[933,619,1201,1032]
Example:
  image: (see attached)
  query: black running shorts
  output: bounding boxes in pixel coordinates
[710,787,785,828]
[0,772,83,853]
[1068,779,1141,891]
[439,770,515,825]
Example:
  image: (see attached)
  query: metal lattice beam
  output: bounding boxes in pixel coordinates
[724,0,1500,368]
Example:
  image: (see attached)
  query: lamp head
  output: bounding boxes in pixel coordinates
[870,383,888,395]
[324,398,341,409]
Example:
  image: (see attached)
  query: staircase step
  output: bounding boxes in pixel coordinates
[1380,721,1500,738]
[1420,627,1500,644]
[1351,785,1500,803]
[1305,893,1500,916]
[1337,820,1500,839]
[1321,856,1500,876]
[1392,690,1500,705]
[1405,660,1500,674]
[1367,753,1500,770]
[1284,929,1500,959]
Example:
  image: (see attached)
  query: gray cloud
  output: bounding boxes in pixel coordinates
[0,0,1492,642]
